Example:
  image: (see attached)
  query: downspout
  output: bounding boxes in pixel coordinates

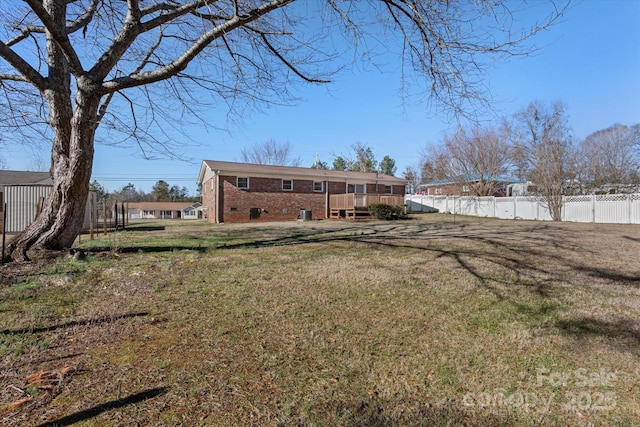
[215,172,221,224]
[325,180,329,218]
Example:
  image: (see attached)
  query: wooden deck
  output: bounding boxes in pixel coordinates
[329,194,405,219]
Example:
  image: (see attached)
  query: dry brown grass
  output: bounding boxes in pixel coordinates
[1,215,639,426]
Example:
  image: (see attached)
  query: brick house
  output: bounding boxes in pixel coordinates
[197,160,408,223]
[420,176,524,197]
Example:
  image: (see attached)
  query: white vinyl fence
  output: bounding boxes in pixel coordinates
[405,193,640,224]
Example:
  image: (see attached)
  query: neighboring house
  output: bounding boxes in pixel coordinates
[421,176,524,197]
[127,202,195,219]
[182,202,203,219]
[197,160,407,223]
[505,181,537,197]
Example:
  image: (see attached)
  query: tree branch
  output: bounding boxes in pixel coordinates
[6,25,45,47]
[260,33,331,84]
[100,0,294,93]
[23,0,84,76]
[66,0,100,35]
[0,41,47,90]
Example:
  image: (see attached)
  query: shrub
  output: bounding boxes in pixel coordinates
[368,203,408,220]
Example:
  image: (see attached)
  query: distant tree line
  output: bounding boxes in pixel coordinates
[245,140,398,176]
[90,180,200,207]
[403,100,640,220]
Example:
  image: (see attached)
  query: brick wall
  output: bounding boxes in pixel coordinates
[201,177,217,222]
[203,174,407,223]
[220,176,328,222]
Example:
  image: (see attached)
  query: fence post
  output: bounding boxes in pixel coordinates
[592,194,596,223]
[1,202,7,265]
[36,196,44,218]
[103,202,107,236]
[114,201,119,231]
[90,195,94,241]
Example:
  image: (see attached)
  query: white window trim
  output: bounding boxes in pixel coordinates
[237,177,249,189]
[313,181,324,192]
[282,179,293,191]
[384,185,393,195]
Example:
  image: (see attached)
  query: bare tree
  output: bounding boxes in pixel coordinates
[0,155,7,169]
[402,166,420,194]
[350,143,377,173]
[509,100,574,221]
[311,157,329,170]
[0,1,568,261]
[578,123,640,187]
[435,125,513,196]
[240,139,301,166]
[420,142,452,184]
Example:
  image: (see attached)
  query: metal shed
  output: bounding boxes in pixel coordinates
[1,184,95,233]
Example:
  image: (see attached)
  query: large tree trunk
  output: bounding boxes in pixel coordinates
[9,87,99,262]
[7,1,100,262]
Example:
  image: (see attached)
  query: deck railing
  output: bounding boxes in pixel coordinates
[330,194,405,210]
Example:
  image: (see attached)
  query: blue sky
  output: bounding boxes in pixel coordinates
[4,0,640,195]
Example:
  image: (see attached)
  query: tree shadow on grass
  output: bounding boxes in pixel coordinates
[623,235,640,243]
[37,387,168,427]
[575,265,640,288]
[556,316,640,355]
[119,225,166,232]
[336,395,522,427]
[87,245,208,254]
[0,312,150,335]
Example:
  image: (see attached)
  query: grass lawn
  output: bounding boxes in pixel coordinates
[1,214,639,426]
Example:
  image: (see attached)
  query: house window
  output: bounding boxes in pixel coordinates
[160,210,172,218]
[313,181,324,192]
[143,210,154,217]
[237,177,249,189]
[462,185,470,193]
[384,185,392,195]
[435,188,442,195]
[347,183,366,194]
[282,179,293,191]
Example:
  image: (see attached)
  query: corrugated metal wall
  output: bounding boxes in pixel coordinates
[1,185,96,233]
[2,185,51,233]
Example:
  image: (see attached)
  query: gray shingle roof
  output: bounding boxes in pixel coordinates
[201,160,407,184]
[0,170,52,186]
